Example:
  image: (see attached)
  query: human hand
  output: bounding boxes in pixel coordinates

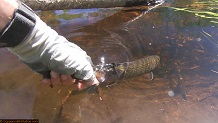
[41,71,99,90]
[1,1,100,92]
[6,8,99,91]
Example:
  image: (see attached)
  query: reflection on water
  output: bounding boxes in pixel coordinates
[0,0,218,122]
[0,49,39,118]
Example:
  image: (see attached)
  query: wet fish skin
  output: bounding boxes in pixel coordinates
[85,55,160,93]
[115,55,160,79]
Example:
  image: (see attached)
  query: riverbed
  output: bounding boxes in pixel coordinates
[0,0,217,123]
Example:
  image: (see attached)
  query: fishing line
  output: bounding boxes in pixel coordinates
[125,0,165,25]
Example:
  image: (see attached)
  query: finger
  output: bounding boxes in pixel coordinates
[60,75,69,81]
[41,78,54,88]
[60,75,76,85]
[77,81,88,90]
[77,78,99,90]
[92,78,100,86]
[51,71,59,78]
[50,71,61,85]
[41,78,51,85]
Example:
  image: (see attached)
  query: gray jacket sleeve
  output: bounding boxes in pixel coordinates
[8,15,95,80]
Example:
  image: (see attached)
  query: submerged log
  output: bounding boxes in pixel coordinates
[20,0,157,10]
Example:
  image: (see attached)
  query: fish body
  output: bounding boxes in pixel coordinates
[95,55,160,86]
[115,55,160,79]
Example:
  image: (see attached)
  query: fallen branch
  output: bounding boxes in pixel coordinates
[20,0,157,10]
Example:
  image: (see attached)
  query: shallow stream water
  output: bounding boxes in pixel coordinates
[0,0,218,123]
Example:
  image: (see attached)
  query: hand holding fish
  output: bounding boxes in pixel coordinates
[41,71,99,90]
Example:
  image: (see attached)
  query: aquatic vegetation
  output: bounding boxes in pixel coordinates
[57,12,84,20]
[169,1,218,24]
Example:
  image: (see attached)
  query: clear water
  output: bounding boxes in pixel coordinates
[0,0,218,123]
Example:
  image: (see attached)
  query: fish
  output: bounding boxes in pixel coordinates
[95,55,160,86]
[115,55,160,79]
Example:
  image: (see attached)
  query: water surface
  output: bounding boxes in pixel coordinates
[0,0,218,123]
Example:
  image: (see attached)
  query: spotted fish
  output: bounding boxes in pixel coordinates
[114,55,160,79]
[94,55,160,87]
